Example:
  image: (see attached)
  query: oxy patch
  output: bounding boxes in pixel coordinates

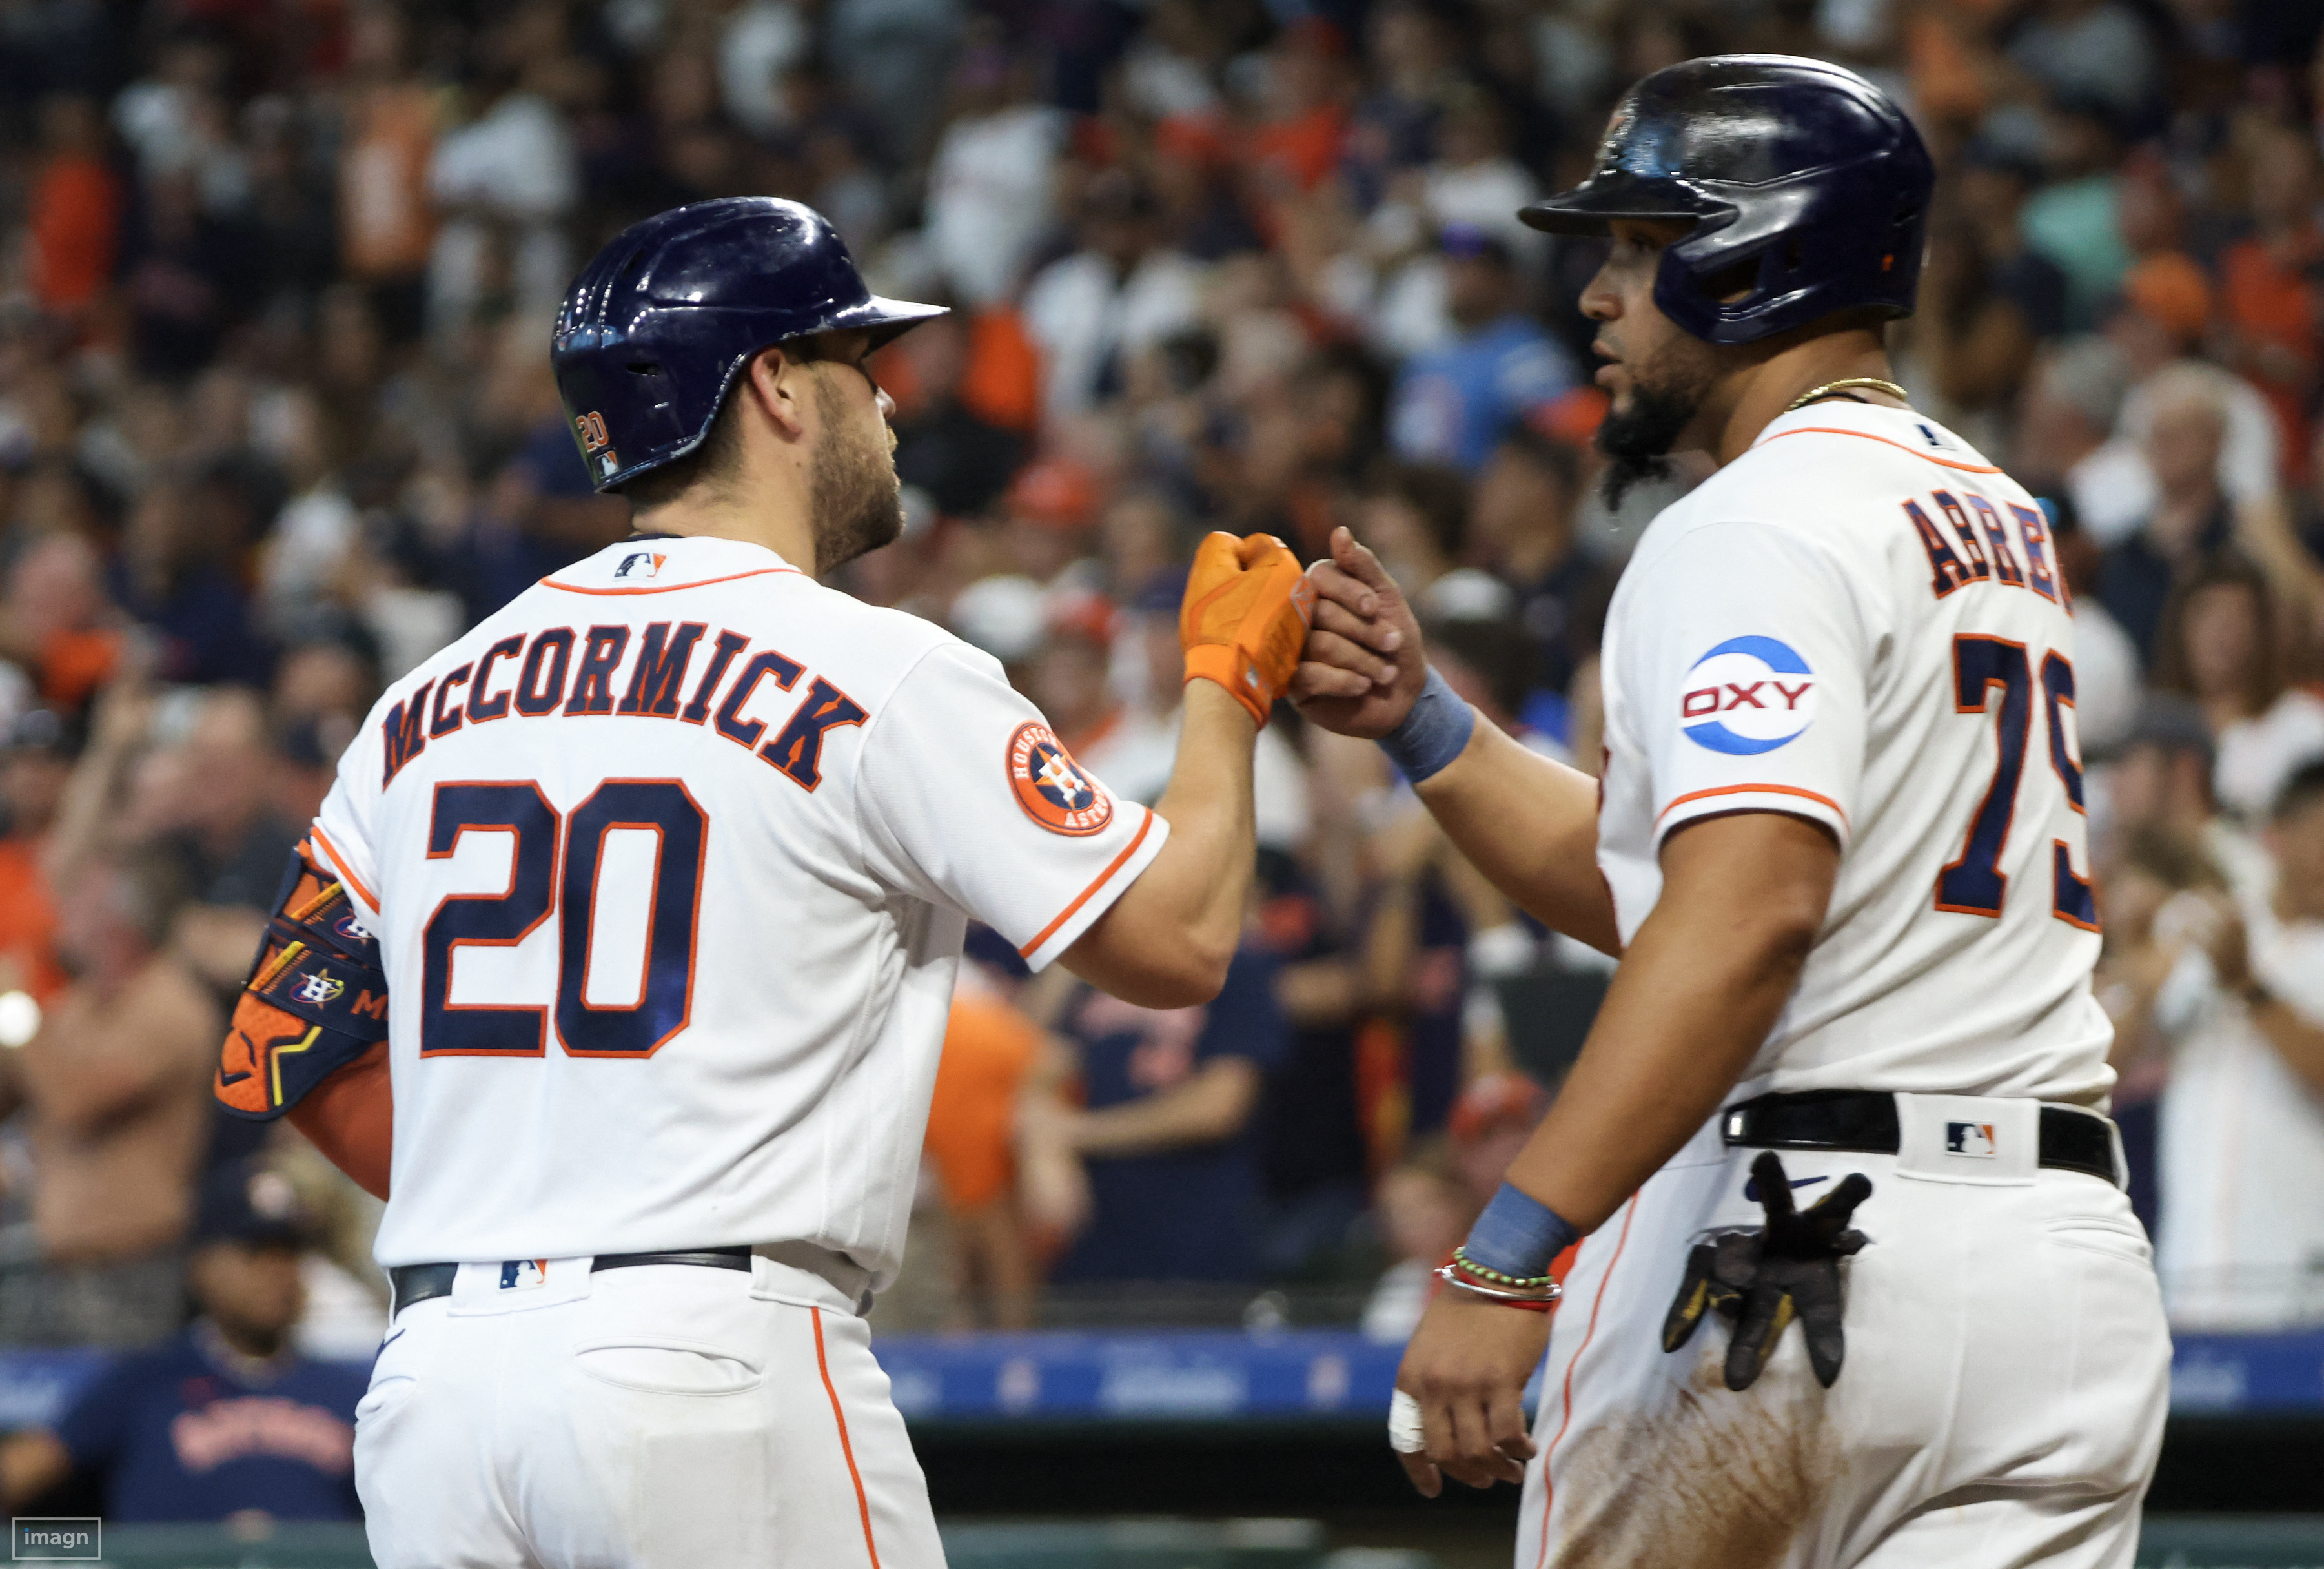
[1681,637,1817,756]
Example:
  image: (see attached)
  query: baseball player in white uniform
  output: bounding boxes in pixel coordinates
[1292,58,2170,1568]
[212,199,1315,1568]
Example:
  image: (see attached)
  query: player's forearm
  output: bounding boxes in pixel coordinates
[285,1043,393,1200]
[1064,683,1257,1005]
[1498,812,1836,1232]
[1412,719,1618,955]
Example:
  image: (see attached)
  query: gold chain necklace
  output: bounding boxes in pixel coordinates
[1782,376,1909,415]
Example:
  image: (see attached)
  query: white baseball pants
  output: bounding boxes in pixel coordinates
[354,1253,944,1568]
[1516,1097,2172,1569]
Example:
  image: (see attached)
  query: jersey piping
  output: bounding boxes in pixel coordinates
[1018,806,1157,958]
[539,567,802,596]
[1755,426,2003,475]
[1654,783,1851,830]
[308,825,378,913]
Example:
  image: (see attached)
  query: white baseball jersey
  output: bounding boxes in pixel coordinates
[1523,399,2168,1569]
[1597,399,2114,1103]
[308,534,1165,1279]
[2157,894,2324,1328]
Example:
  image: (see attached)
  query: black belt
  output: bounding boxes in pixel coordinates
[1722,1090,2119,1185]
[389,1247,753,1317]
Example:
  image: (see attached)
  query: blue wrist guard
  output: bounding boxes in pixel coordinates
[1463,1183,1580,1282]
[1377,666,1475,784]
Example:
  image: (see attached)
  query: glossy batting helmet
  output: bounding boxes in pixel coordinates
[1520,56,1934,346]
[551,198,945,493]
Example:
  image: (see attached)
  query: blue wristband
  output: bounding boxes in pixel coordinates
[1462,1182,1580,1282]
[1376,666,1475,784]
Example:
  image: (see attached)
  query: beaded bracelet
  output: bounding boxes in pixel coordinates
[1434,1262,1561,1311]
[1451,1245,1557,1291]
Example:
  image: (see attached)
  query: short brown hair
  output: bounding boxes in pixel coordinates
[618,337,843,512]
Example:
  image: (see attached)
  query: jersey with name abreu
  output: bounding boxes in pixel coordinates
[1598,400,2113,1104]
[309,535,1167,1276]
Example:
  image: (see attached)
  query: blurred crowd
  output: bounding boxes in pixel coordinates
[0,1,2321,1488]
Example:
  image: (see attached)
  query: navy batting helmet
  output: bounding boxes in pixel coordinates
[551,198,945,493]
[1520,56,1933,346]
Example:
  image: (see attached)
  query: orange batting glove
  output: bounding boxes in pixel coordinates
[1181,531,1315,728]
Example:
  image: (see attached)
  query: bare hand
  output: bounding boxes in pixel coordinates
[2201,891,2254,994]
[1392,1287,1548,1497]
[1289,527,1427,739]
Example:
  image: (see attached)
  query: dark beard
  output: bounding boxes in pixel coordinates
[1596,349,1715,510]
[809,378,904,575]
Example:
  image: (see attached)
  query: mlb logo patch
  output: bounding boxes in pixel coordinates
[1944,1121,1997,1158]
[498,1259,550,1291]
[613,551,666,580]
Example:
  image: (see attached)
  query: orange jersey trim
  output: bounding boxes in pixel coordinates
[540,567,800,597]
[307,826,380,912]
[1017,808,1156,959]
[1757,426,2003,475]
[1533,1195,1639,1569]
[1655,783,1849,830]
[812,1308,883,1569]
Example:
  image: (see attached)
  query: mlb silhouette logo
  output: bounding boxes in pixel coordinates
[499,1259,549,1291]
[614,551,666,580]
[1945,1121,1998,1158]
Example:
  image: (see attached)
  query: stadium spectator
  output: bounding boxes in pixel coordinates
[1387,226,1575,471]
[0,849,218,1346]
[2219,125,2324,482]
[1027,945,1289,1287]
[1024,174,1203,427]
[2151,553,2324,823]
[0,1159,365,1520]
[1360,1137,1471,1342]
[2096,373,2236,662]
[918,976,1046,1330]
[0,0,2317,1339]
[1472,426,1604,704]
[890,311,1030,520]
[1916,139,2068,433]
[0,708,72,1007]
[2152,763,2324,1328]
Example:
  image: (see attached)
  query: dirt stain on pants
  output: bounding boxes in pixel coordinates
[1546,1346,1840,1569]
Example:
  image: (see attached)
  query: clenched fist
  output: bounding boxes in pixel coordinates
[1181,531,1314,727]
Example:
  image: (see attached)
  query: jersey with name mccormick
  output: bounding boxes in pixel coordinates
[308,535,1165,1277]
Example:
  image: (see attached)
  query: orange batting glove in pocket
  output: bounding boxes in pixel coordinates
[1181,531,1315,728]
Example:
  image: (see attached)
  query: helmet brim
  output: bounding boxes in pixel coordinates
[823,295,949,351]
[1518,173,1728,236]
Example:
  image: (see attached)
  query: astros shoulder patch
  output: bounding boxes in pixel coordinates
[1008,721,1114,836]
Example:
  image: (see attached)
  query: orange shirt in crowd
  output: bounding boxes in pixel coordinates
[38,627,121,710]
[922,987,1041,1212]
[28,152,121,313]
[2220,229,2323,482]
[340,82,439,280]
[0,839,66,1003]
[961,309,1043,434]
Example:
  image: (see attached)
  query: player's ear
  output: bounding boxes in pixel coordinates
[740,347,811,442]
